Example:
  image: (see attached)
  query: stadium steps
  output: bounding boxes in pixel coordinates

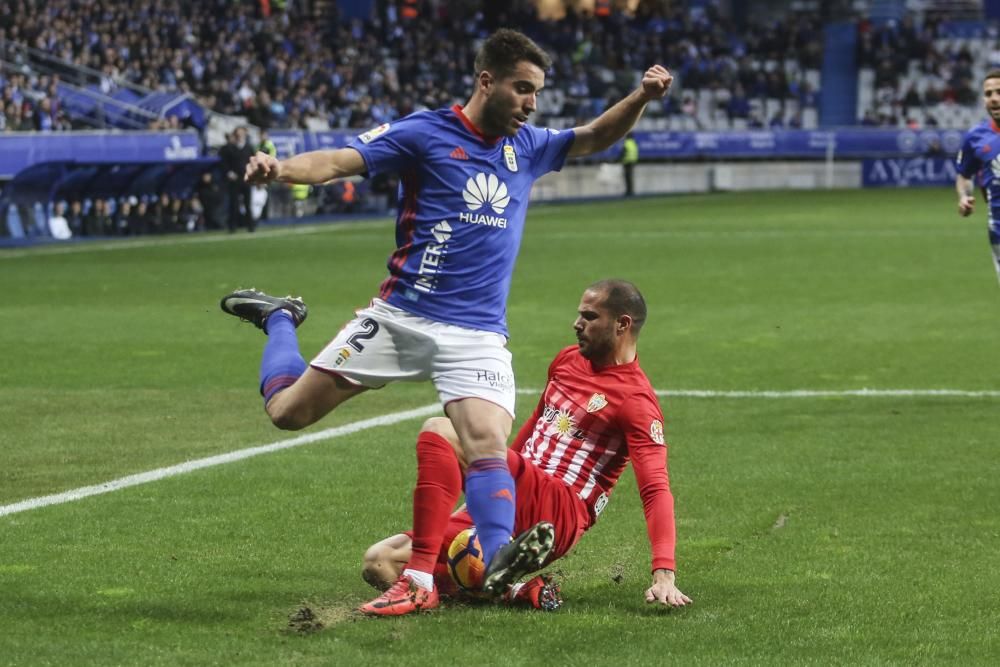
[820,22,858,126]
[6,40,206,130]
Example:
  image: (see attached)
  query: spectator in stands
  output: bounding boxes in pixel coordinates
[150,193,172,234]
[167,195,186,233]
[115,197,134,236]
[901,84,922,115]
[196,170,226,231]
[727,83,750,122]
[369,172,398,214]
[34,96,56,132]
[620,132,638,197]
[219,127,255,233]
[83,199,113,236]
[246,91,274,130]
[66,200,85,237]
[129,198,151,235]
[48,201,72,240]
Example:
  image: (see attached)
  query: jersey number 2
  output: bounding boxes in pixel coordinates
[346,318,380,352]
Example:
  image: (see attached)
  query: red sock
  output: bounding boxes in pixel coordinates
[406,432,462,575]
[433,561,459,598]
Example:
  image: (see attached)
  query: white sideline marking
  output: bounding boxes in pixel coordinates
[0,403,441,518]
[6,387,998,518]
[653,388,1000,398]
[517,387,1000,398]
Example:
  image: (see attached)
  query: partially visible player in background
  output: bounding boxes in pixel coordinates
[956,69,1000,284]
[359,280,692,616]
[220,27,674,598]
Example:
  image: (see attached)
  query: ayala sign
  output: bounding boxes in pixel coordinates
[862,157,956,188]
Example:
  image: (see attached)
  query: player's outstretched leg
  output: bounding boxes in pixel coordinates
[220,288,308,331]
[482,521,555,596]
[503,573,562,611]
[359,574,440,616]
[220,288,309,406]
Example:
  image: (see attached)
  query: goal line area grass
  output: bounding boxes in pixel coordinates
[2,188,998,665]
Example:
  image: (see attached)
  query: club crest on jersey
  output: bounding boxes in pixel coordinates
[586,393,608,413]
[649,419,665,445]
[358,123,390,144]
[503,144,518,172]
[334,348,352,366]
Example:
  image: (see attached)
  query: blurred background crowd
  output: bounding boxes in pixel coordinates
[1,0,995,239]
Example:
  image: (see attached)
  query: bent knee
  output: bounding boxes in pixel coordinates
[420,417,455,438]
[362,547,397,591]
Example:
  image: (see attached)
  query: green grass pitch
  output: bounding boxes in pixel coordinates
[2,188,999,665]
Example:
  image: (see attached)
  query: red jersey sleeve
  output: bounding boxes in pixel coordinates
[620,390,677,572]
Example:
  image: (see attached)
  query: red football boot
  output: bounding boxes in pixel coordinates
[359,574,440,616]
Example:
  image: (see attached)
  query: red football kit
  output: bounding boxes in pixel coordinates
[435,345,678,574]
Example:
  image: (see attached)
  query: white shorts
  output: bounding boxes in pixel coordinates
[311,299,516,418]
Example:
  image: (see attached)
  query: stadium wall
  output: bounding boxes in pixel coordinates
[532,159,951,200]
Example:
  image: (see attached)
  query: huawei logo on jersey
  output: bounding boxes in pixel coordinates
[463,172,510,214]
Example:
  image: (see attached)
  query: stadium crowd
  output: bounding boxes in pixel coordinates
[4,1,994,241]
[1,0,824,133]
[855,10,994,128]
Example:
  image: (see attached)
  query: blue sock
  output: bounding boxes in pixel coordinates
[258,310,306,404]
[464,458,516,565]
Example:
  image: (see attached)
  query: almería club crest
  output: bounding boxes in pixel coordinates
[586,393,608,413]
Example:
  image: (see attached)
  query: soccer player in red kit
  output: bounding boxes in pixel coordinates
[360,280,692,615]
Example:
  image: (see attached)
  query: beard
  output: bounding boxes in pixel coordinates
[482,94,519,137]
[578,334,614,361]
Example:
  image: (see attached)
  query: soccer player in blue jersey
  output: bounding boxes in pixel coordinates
[956,69,1000,284]
[220,29,673,606]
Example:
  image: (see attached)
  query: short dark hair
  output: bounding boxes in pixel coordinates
[474,29,551,81]
[589,279,648,335]
[985,69,1000,84]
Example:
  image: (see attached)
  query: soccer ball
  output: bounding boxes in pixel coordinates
[447,527,486,592]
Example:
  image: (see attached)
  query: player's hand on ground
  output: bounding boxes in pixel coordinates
[245,152,281,184]
[639,65,673,101]
[958,195,975,217]
[646,569,692,608]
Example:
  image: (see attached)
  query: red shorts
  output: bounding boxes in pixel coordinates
[430,449,591,569]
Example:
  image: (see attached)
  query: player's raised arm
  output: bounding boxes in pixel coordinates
[567,65,673,158]
[245,147,367,185]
